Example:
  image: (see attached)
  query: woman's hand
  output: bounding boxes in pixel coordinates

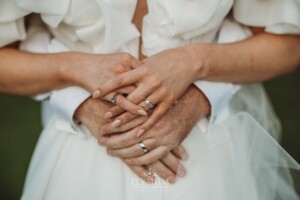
[93,47,202,136]
[98,85,209,166]
[75,97,185,184]
[124,148,187,184]
[64,52,148,116]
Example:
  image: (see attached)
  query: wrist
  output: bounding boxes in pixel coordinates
[184,44,212,81]
[56,52,84,86]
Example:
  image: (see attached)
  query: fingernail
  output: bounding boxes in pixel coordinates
[167,176,176,184]
[177,168,187,177]
[104,112,113,119]
[92,90,101,98]
[136,129,144,137]
[137,109,147,116]
[112,119,122,128]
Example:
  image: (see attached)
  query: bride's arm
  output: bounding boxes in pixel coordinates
[189,29,300,83]
[0,47,147,115]
[0,47,69,95]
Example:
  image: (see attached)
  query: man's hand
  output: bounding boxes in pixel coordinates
[99,85,210,182]
[74,85,210,184]
[74,97,114,140]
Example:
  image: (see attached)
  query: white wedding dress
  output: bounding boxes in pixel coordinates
[1,0,300,199]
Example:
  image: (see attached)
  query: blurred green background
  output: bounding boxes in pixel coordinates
[0,69,299,200]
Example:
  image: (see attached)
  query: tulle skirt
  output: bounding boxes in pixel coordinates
[21,84,300,200]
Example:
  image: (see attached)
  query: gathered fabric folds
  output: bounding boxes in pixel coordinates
[0,0,299,199]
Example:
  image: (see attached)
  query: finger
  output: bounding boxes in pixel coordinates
[124,145,169,166]
[106,81,161,119]
[107,138,159,159]
[99,127,139,149]
[125,163,155,184]
[172,145,188,161]
[130,58,142,69]
[146,161,176,184]
[136,101,171,137]
[101,115,148,135]
[110,94,159,126]
[161,153,186,177]
[115,95,147,116]
[98,69,142,97]
[106,86,154,119]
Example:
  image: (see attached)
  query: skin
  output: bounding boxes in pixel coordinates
[0,49,148,116]
[95,30,300,138]
[0,0,299,184]
[75,85,210,183]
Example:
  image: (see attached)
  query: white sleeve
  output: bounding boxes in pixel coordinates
[234,0,300,35]
[193,18,253,132]
[19,16,91,138]
[49,87,91,138]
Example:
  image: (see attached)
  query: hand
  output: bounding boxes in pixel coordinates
[99,85,210,165]
[124,147,187,184]
[93,47,202,137]
[74,97,186,183]
[65,52,147,116]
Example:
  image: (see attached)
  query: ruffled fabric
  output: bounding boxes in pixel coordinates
[0,0,29,47]
[1,0,300,53]
[234,0,300,34]
[142,0,233,56]
[1,0,140,56]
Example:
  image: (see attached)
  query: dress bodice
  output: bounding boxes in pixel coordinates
[1,0,300,57]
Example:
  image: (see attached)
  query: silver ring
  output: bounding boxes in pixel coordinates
[144,98,155,109]
[139,141,149,153]
[111,93,127,105]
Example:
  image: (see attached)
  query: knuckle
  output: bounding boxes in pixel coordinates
[139,67,150,76]
[120,53,132,62]
[119,138,128,147]
[151,77,162,88]
[132,158,141,165]
[114,64,126,74]
[134,148,144,156]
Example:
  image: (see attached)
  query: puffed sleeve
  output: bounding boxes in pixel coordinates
[0,0,30,47]
[233,0,300,34]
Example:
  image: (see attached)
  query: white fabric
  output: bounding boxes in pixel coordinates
[1,0,300,134]
[0,0,299,199]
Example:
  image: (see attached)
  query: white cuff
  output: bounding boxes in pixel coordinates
[193,81,241,132]
[49,86,91,138]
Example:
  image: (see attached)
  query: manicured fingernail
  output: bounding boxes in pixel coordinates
[112,119,121,128]
[104,112,113,119]
[167,176,176,184]
[177,167,187,177]
[92,90,101,98]
[136,129,144,137]
[137,109,147,116]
